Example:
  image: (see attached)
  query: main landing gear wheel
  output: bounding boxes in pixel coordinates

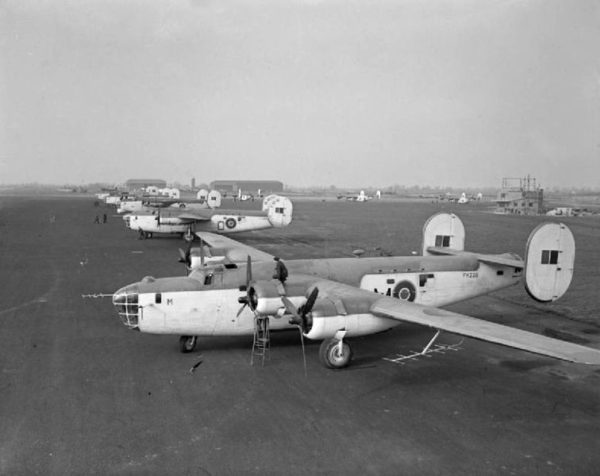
[179,335,197,353]
[319,338,353,369]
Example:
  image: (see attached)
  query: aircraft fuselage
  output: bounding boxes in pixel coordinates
[125,213,274,235]
[113,254,523,338]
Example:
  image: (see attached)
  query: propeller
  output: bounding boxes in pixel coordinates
[281,286,319,334]
[281,287,318,377]
[236,255,254,317]
[199,237,205,266]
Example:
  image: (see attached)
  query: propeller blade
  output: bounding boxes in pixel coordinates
[236,302,247,317]
[303,287,319,314]
[281,296,299,318]
[246,255,252,286]
[199,237,205,266]
[178,248,187,263]
[298,326,307,377]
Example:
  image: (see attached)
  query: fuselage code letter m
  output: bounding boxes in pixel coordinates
[166,298,174,305]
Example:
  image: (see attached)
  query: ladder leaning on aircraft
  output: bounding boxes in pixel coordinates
[110,212,600,371]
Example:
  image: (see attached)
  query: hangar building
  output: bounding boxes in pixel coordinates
[125,179,167,191]
[210,180,284,195]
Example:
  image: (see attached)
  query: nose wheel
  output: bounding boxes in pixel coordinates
[179,335,197,353]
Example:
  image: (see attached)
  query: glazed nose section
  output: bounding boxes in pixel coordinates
[112,285,140,329]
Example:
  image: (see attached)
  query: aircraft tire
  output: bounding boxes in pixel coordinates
[392,280,416,301]
[319,338,353,369]
[179,335,197,353]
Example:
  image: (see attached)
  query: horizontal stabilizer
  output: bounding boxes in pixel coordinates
[426,247,524,268]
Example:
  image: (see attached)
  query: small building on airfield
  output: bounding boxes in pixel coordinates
[125,179,167,192]
[210,180,284,196]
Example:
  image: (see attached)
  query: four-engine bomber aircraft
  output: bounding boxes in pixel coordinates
[112,213,600,369]
[117,190,224,214]
[123,195,293,240]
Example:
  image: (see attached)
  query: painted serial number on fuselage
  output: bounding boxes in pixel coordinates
[462,272,478,279]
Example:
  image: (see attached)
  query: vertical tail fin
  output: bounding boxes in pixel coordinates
[421,213,466,256]
[525,223,575,302]
[267,197,293,228]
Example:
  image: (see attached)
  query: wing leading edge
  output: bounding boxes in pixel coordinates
[289,277,600,365]
[195,232,274,262]
[370,296,600,365]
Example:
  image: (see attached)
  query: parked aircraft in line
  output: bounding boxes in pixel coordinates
[117,191,222,214]
[111,213,600,370]
[337,190,379,202]
[123,195,293,240]
[457,192,469,204]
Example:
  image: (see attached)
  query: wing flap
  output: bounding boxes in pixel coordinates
[370,298,600,365]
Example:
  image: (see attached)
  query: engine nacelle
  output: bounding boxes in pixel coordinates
[247,280,307,316]
[304,311,400,340]
[247,279,321,318]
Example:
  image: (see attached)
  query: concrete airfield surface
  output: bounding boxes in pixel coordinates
[1,194,599,475]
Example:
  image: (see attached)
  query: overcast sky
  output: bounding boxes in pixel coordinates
[1,0,599,188]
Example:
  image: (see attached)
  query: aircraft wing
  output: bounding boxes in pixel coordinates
[196,232,274,262]
[426,247,524,268]
[307,278,600,365]
[177,211,212,222]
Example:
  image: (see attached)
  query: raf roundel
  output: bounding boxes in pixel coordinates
[225,218,237,229]
[393,281,416,301]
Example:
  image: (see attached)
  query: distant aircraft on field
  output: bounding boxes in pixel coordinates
[123,195,293,240]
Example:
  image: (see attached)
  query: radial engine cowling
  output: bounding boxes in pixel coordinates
[248,280,289,315]
[247,278,314,316]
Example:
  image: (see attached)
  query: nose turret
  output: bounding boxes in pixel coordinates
[112,284,140,329]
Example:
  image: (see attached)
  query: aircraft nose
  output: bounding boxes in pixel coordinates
[112,285,140,329]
